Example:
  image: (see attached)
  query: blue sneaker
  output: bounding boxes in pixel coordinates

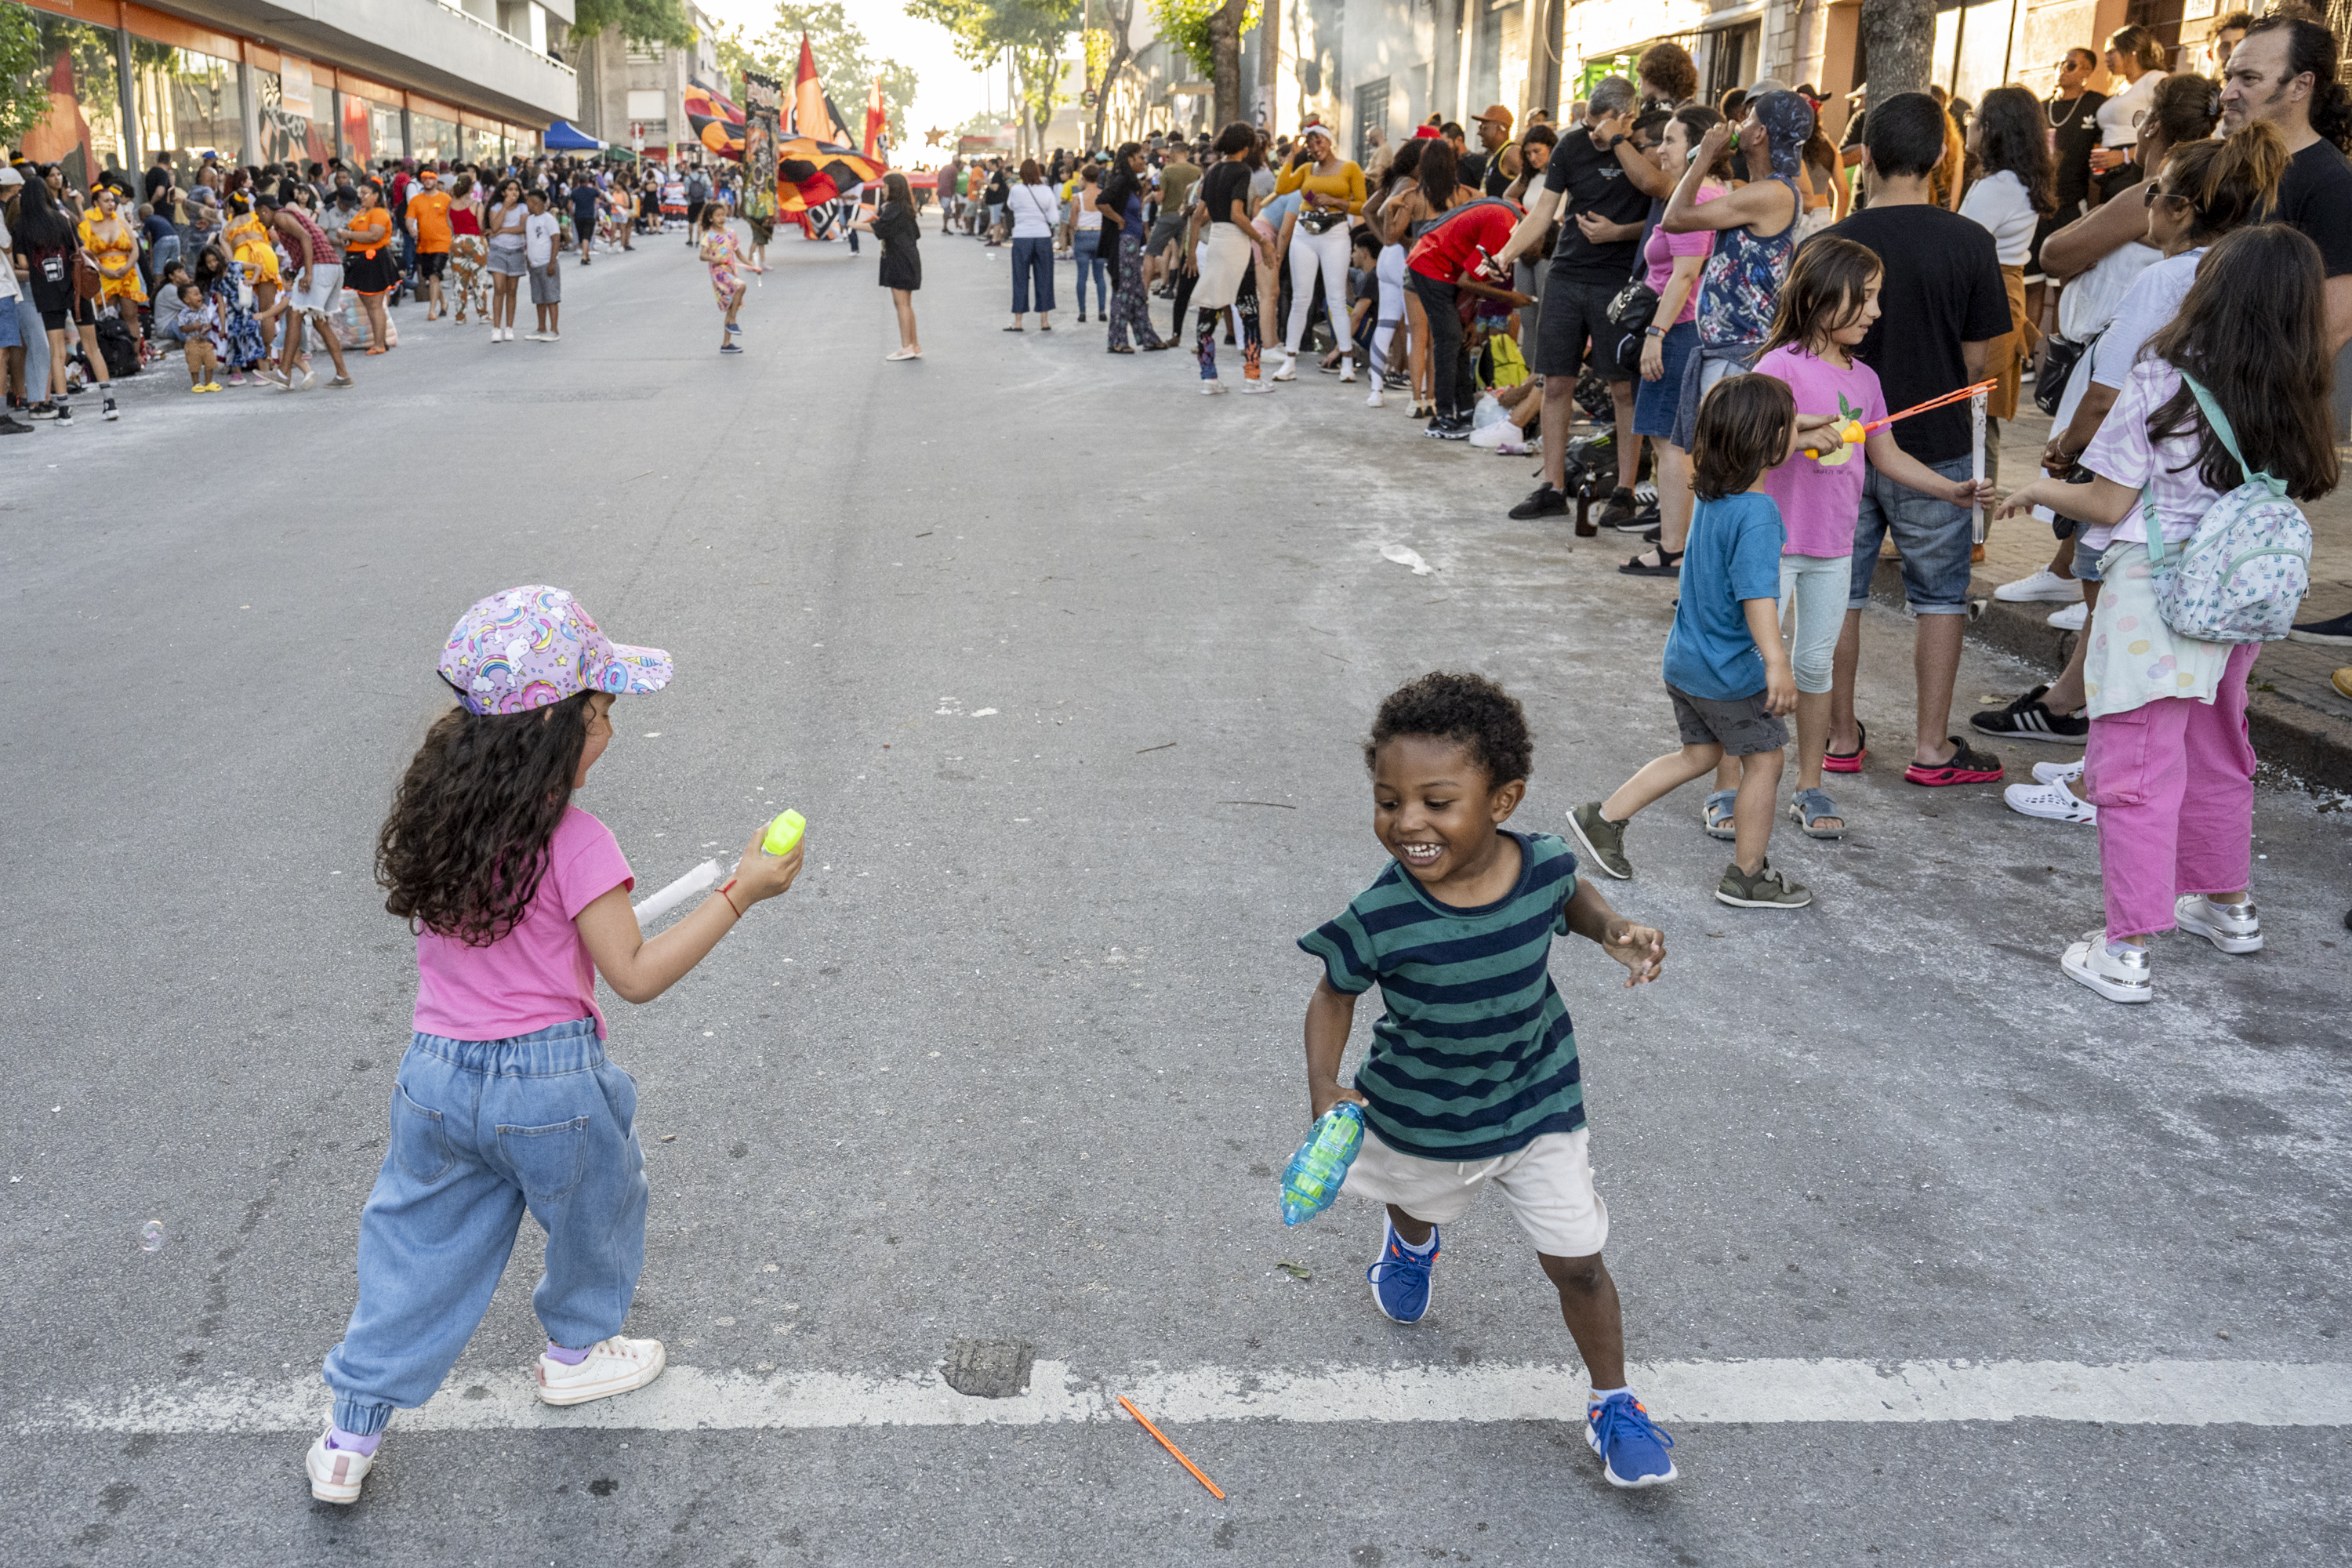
[1366,1219,1439,1323]
[1585,1391,1677,1487]
[720,343,744,354]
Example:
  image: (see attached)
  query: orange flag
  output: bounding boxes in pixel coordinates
[793,35,827,140]
[863,76,885,158]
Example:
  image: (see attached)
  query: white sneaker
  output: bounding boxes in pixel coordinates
[2062,930,2153,1003]
[1240,378,1275,394]
[2031,758,2086,785]
[1995,568,2082,603]
[2004,779,2097,823]
[533,1335,667,1406]
[305,1429,374,1504]
[2175,894,2263,953]
[2048,601,2088,631]
[1200,379,1229,394]
[1269,356,1297,383]
[1339,363,1356,383]
[1365,386,1384,408]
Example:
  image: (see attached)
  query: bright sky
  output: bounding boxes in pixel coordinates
[691,1,1026,157]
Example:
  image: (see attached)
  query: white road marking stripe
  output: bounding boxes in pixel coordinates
[17,1359,2352,1436]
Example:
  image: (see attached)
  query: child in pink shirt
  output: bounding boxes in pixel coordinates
[1752,238,1987,838]
[307,586,807,1505]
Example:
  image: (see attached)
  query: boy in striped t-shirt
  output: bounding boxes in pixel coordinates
[1299,672,1679,1488]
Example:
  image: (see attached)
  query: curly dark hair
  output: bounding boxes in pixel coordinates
[1366,672,1534,786]
[376,692,593,946]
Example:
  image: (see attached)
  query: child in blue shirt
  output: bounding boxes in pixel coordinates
[1300,672,1678,1487]
[1568,373,1834,909]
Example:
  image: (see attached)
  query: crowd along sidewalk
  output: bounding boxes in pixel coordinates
[1870,405,2352,793]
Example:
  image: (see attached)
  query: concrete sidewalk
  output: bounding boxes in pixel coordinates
[1876,405,2352,791]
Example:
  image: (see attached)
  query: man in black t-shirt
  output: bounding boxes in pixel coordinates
[2225,15,2352,648]
[1815,92,2009,787]
[1490,76,1653,524]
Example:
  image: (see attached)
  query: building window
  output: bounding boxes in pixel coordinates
[23,14,127,190]
[133,44,245,186]
[1354,77,1389,163]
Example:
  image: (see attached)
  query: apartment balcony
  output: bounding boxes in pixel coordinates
[163,0,579,124]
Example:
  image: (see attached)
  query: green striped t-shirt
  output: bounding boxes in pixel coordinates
[1298,831,1584,1161]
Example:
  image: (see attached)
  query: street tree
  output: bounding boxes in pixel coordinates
[1857,0,1935,99]
[713,3,919,144]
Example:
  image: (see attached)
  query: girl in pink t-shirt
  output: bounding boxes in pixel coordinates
[307,586,805,1506]
[1751,239,1989,838]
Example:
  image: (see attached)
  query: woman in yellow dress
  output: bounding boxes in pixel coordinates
[222,191,285,370]
[76,184,147,350]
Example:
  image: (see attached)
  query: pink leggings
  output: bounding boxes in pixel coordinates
[2084,642,2259,940]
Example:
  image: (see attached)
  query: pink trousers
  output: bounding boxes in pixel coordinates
[2084,642,2259,940]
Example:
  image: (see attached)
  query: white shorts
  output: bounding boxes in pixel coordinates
[295,263,343,318]
[1345,1126,1608,1258]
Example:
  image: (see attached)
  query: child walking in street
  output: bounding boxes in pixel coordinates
[1566,374,1831,908]
[1750,237,1987,838]
[306,586,805,1504]
[1299,672,1678,1488]
[522,187,561,342]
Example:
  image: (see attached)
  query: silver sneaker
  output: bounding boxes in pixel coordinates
[2062,930,2152,1003]
[2175,895,2263,953]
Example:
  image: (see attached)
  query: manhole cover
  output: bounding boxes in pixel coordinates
[942,1338,1036,1399]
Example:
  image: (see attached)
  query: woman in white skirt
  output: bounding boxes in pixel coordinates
[1186,124,1271,394]
[1270,122,1366,383]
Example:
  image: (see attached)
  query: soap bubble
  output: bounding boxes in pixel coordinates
[140,1220,165,1253]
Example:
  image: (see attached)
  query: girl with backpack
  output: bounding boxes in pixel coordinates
[1995,223,2337,1004]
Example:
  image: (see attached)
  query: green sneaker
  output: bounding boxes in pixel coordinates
[1566,801,1633,880]
[1715,858,1812,909]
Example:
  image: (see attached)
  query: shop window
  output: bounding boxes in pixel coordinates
[132,44,241,187]
[412,113,458,163]
[22,14,128,194]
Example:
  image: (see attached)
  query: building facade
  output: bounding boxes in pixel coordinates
[1096,0,2252,155]
[566,1,722,163]
[9,0,579,190]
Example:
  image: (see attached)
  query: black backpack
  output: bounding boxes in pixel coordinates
[95,314,142,379]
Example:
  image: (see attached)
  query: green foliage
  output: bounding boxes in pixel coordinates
[1149,0,1258,80]
[571,0,695,49]
[906,0,1079,67]
[0,7,56,151]
[717,3,917,143]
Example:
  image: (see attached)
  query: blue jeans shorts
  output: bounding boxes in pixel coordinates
[321,1017,648,1436]
[1632,319,1695,439]
[1848,453,1976,614]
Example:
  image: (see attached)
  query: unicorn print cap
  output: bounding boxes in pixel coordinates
[437,585,673,716]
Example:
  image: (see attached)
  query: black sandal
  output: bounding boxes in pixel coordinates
[1618,546,1683,578]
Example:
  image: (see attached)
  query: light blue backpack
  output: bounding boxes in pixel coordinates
[2143,371,2314,644]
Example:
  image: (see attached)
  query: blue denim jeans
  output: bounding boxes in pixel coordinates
[1073,230,1105,314]
[1011,234,1055,314]
[16,294,46,397]
[321,1018,648,1435]
[1848,453,1976,614]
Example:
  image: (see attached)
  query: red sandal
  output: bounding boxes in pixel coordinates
[1822,720,1866,774]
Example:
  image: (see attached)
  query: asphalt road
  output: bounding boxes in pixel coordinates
[5,220,2350,1567]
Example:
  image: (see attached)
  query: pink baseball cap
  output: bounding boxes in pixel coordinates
[437,585,672,715]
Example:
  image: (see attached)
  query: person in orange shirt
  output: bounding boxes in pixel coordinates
[337,182,398,353]
[405,168,455,321]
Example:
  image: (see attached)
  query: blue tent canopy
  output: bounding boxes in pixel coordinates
[543,120,606,151]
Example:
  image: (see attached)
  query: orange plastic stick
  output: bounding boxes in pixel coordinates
[1117,1396,1226,1500]
[1860,378,1998,436]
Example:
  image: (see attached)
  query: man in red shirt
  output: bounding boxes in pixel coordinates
[1406,198,1528,437]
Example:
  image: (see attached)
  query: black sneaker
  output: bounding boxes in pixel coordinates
[53,401,72,425]
[1969,684,2088,743]
[27,401,58,420]
[2288,608,2352,645]
[1432,415,1472,441]
[1593,486,1639,529]
[1610,503,1661,535]
[101,394,118,422]
[0,415,28,434]
[1509,484,1570,520]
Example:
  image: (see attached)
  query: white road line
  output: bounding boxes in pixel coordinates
[16,1358,2352,1436]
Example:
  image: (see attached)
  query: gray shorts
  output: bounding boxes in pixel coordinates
[528,263,561,305]
[1666,682,1788,757]
[1145,213,1187,256]
[486,240,528,278]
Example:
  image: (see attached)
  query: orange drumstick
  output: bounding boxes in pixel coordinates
[1117,1396,1226,1501]
[1859,377,2000,436]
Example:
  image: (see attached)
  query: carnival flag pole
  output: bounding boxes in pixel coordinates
[1971,389,1987,544]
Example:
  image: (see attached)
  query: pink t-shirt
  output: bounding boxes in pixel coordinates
[1641,185,1721,325]
[1755,342,1888,558]
[412,805,634,1041]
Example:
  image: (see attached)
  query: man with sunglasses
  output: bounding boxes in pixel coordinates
[2028,49,2107,331]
